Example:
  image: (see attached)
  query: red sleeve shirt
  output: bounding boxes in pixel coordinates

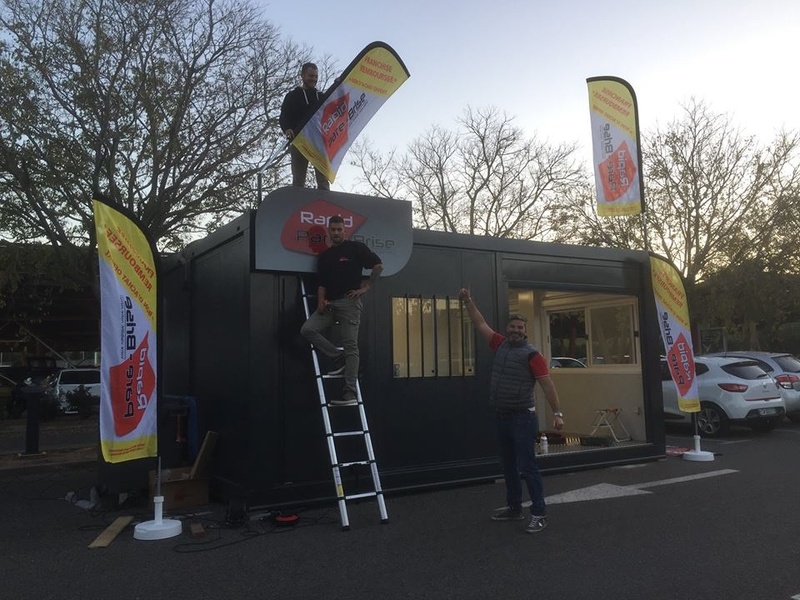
[489,332,550,378]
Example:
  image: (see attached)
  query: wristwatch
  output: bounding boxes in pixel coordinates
[553,412,564,418]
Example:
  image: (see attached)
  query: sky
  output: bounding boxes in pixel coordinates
[259,0,800,191]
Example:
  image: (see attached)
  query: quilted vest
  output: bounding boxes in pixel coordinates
[489,338,539,410]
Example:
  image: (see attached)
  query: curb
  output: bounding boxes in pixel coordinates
[0,447,97,476]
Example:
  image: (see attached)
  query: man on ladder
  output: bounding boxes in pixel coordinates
[301,215,383,406]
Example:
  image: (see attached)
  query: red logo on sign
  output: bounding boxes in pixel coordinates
[667,333,695,397]
[279,199,367,255]
[109,332,156,436]
[321,93,349,159]
[599,141,637,201]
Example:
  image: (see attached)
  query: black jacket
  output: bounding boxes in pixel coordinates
[279,86,323,133]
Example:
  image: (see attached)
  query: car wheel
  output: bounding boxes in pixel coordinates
[787,413,800,424]
[697,403,729,437]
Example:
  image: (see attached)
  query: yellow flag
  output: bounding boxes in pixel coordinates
[93,196,159,462]
[650,256,700,413]
[293,42,410,183]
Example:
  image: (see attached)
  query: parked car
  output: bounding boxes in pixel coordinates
[550,357,586,369]
[52,368,101,414]
[706,351,800,423]
[661,355,785,437]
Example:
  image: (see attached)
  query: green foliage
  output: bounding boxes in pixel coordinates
[0,241,89,316]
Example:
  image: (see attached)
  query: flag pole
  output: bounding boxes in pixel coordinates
[683,413,714,462]
[134,455,183,540]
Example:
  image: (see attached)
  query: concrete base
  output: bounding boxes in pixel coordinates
[682,435,714,462]
[134,496,182,540]
[682,450,715,462]
[134,518,183,540]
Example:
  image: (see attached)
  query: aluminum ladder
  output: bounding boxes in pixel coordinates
[300,278,389,530]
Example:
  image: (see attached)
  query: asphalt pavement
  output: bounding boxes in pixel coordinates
[3,418,800,600]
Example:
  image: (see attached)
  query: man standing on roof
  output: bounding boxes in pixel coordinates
[279,62,330,190]
[301,215,383,406]
[459,287,564,534]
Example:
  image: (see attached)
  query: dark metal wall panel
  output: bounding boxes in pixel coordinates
[502,254,644,293]
[367,245,499,473]
[189,232,252,487]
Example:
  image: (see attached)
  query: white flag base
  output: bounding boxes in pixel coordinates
[682,435,714,462]
[134,495,182,540]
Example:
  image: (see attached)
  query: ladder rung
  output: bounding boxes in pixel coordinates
[332,431,366,437]
[345,491,379,501]
[338,460,371,467]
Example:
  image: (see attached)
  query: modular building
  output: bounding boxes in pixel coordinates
[160,187,666,507]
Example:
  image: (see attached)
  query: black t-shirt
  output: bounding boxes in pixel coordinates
[317,241,382,300]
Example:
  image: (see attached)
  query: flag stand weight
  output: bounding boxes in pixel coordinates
[134,457,183,540]
[682,415,714,462]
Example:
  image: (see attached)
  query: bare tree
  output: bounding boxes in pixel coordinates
[561,99,800,288]
[351,106,586,240]
[643,99,800,286]
[0,0,310,255]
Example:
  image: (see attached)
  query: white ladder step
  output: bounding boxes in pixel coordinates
[346,491,380,501]
[338,460,371,467]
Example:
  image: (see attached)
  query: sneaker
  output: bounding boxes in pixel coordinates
[329,397,357,407]
[325,355,346,376]
[526,514,547,533]
[491,507,525,521]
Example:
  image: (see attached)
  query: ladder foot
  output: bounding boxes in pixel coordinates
[342,525,351,532]
[381,518,389,524]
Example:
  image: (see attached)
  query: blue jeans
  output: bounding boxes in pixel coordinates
[495,410,546,516]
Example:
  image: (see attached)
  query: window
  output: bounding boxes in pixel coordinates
[547,298,638,367]
[549,310,588,365]
[589,305,635,365]
[392,296,475,378]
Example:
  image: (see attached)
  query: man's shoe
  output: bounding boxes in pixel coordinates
[491,507,525,521]
[526,514,547,533]
[325,355,346,376]
[329,397,357,407]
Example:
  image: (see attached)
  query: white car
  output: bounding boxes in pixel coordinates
[52,368,101,414]
[706,351,800,423]
[550,357,586,368]
[661,356,785,436]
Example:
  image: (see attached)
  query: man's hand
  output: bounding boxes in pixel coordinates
[347,283,370,299]
[458,288,470,302]
[284,128,295,140]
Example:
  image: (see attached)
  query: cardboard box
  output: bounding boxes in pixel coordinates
[149,466,209,510]
[149,431,217,510]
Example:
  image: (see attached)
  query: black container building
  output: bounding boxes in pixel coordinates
[160,188,666,507]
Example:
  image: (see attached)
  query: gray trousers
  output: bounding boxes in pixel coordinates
[301,297,362,399]
[290,146,330,190]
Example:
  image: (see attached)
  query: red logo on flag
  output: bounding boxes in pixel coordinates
[109,332,156,436]
[279,199,367,255]
[667,334,695,397]
[599,141,637,201]
[321,93,350,159]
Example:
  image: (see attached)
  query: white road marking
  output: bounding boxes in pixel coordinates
[543,483,651,505]
[513,468,739,508]
[634,469,739,489]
